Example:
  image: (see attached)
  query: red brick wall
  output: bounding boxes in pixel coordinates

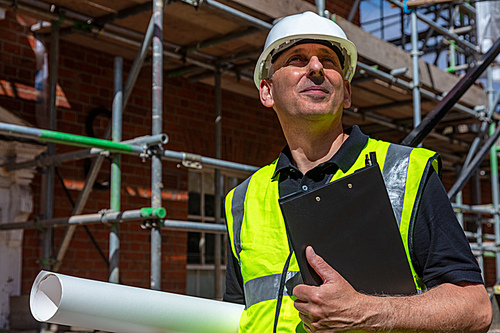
[0,9,284,294]
[1,0,497,299]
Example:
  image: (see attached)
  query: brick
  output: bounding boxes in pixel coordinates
[4,41,21,55]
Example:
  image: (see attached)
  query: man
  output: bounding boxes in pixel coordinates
[224,11,492,332]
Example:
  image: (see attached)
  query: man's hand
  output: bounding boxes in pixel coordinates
[292,246,492,333]
[293,246,374,332]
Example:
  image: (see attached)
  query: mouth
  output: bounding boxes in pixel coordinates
[300,86,329,94]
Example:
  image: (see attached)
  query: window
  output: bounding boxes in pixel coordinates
[186,168,246,299]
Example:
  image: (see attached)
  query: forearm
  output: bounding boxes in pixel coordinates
[294,248,492,333]
[360,283,491,332]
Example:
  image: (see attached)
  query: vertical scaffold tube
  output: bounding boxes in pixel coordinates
[214,66,223,299]
[315,0,325,17]
[151,0,163,291]
[447,40,456,72]
[53,2,160,272]
[491,122,500,284]
[411,11,421,133]
[42,19,60,271]
[110,56,123,284]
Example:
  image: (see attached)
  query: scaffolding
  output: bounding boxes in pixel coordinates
[357,0,500,282]
[0,0,499,311]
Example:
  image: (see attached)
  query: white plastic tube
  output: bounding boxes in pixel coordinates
[30,271,243,333]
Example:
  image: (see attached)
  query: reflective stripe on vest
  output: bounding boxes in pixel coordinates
[229,176,252,263]
[244,271,301,309]
[383,144,413,227]
[225,138,440,332]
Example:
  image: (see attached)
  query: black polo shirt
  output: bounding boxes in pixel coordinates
[274,126,369,196]
[224,126,482,305]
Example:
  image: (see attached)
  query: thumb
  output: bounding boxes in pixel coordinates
[306,246,341,284]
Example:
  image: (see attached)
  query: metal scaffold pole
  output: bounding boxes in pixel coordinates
[473,169,484,275]
[0,123,144,154]
[490,121,500,283]
[0,208,167,230]
[448,122,500,200]
[52,3,161,272]
[411,10,421,132]
[461,68,500,174]
[109,56,123,284]
[41,18,59,271]
[451,67,500,265]
[315,0,326,17]
[214,66,223,300]
[53,129,111,272]
[388,0,477,52]
[151,0,163,291]
[402,37,500,147]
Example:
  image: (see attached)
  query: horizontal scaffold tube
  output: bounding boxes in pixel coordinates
[464,231,496,241]
[451,203,496,215]
[4,133,168,171]
[0,122,144,155]
[2,130,258,174]
[470,244,499,253]
[0,207,166,230]
[5,148,102,171]
[162,220,227,234]
[162,150,258,173]
[201,0,273,30]
[356,62,478,117]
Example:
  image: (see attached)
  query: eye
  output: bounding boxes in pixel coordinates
[286,55,307,67]
[320,57,340,69]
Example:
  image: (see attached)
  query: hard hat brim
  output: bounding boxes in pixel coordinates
[253,34,357,88]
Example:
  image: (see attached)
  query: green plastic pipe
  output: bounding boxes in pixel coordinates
[39,128,137,152]
[0,122,143,154]
[140,207,166,219]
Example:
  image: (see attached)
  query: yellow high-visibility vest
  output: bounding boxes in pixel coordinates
[225,137,441,332]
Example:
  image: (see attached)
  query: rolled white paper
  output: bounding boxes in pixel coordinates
[30,271,243,333]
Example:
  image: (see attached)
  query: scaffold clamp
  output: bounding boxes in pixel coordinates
[182,0,203,8]
[181,153,202,169]
[99,209,114,225]
[99,150,111,157]
[141,219,161,230]
[33,215,45,232]
[37,257,57,266]
[474,106,489,122]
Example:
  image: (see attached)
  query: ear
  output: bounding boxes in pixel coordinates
[343,80,352,109]
[259,79,274,108]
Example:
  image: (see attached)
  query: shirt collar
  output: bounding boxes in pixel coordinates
[273,125,369,178]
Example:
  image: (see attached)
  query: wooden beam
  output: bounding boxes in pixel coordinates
[406,0,456,8]
[230,0,316,19]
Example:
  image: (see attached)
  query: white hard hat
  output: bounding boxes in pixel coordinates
[253,11,357,88]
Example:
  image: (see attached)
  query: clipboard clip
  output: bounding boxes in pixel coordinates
[365,152,378,167]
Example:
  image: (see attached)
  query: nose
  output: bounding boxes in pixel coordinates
[306,56,325,78]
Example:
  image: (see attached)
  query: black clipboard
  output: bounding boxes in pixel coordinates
[279,163,417,295]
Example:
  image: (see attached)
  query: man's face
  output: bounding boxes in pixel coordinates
[259,43,351,124]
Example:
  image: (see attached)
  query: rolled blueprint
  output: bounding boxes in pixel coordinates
[30,271,243,333]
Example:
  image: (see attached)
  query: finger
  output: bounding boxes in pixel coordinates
[299,312,314,333]
[292,283,313,300]
[306,246,343,284]
[293,297,309,313]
